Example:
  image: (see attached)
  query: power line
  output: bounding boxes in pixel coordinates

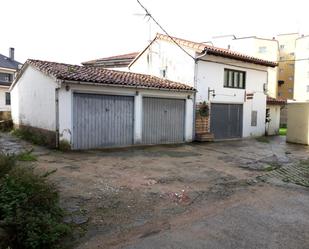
[136,0,196,61]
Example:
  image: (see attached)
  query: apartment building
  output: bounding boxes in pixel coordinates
[276,33,299,99]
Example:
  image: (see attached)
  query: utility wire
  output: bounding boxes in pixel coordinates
[136,0,196,61]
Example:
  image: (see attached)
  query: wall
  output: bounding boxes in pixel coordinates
[0,87,10,112]
[11,65,57,131]
[196,55,268,137]
[230,37,279,98]
[286,102,309,145]
[266,104,281,135]
[294,36,309,101]
[129,39,196,87]
[58,83,194,147]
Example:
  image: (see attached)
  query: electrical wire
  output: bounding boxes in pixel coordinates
[136,0,196,61]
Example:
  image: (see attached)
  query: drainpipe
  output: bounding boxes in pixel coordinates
[55,87,60,148]
[193,49,208,139]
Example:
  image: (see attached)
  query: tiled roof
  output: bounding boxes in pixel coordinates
[155,33,278,67]
[22,59,194,91]
[267,96,286,105]
[82,52,139,65]
[0,53,22,70]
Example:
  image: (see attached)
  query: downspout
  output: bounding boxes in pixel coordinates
[193,49,208,140]
[55,87,60,148]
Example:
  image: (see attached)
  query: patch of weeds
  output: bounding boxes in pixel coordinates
[0,153,15,178]
[16,150,37,162]
[256,136,270,143]
[11,128,47,146]
[0,120,13,132]
[263,162,281,172]
[59,139,71,151]
[0,153,71,249]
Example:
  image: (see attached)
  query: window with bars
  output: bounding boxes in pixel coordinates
[224,69,246,89]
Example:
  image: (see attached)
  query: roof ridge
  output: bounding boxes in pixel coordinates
[155,33,277,67]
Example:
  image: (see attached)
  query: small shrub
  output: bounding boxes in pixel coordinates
[0,157,70,249]
[16,150,37,162]
[58,140,71,151]
[279,128,287,136]
[11,128,47,146]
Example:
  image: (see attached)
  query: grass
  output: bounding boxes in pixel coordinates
[11,128,47,146]
[279,128,287,136]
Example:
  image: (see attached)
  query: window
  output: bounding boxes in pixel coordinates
[224,69,246,89]
[258,46,267,53]
[251,111,257,126]
[5,92,10,105]
[0,73,12,83]
[290,52,295,56]
[280,44,285,49]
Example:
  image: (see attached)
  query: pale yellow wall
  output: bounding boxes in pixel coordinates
[294,36,309,101]
[230,37,279,98]
[286,102,309,145]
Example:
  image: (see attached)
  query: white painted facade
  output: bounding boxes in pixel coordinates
[11,65,194,147]
[11,66,57,130]
[130,39,270,138]
[294,36,309,101]
[266,104,281,135]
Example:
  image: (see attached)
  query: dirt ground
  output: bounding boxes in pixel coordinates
[1,134,309,249]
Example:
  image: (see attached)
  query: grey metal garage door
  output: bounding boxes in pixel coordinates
[210,103,243,139]
[142,97,185,144]
[73,93,134,149]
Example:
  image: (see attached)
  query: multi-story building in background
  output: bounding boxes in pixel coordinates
[212,36,279,98]
[276,33,299,99]
[294,35,309,101]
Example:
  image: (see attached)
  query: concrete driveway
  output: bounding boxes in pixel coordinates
[1,134,309,249]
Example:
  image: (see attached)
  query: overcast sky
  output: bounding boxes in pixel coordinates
[1,0,308,65]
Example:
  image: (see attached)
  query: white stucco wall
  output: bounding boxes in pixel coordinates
[10,66,57,131]
[58,84,194,146]
[196,55,268,137]
[266,104,281,135]
[294,36,309,101]
[130,40,196,87]
[0,87,10,111]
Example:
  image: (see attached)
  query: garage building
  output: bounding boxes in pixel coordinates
[10,59,195,149]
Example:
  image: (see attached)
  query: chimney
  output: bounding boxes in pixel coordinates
[9,47,14,60]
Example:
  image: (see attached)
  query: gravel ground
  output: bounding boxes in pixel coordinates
[1,133,309,249]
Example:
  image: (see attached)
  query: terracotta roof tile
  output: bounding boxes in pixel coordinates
[25,59,194,91]
[156,33,278,67]
[82,52,139,65]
